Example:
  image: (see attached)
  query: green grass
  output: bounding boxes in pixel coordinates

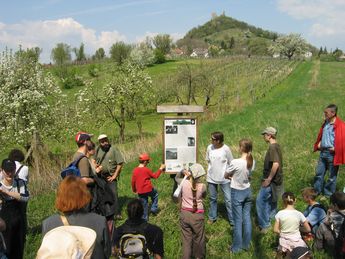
[25,60,345,258]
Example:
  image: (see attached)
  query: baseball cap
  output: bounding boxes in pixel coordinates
[97,134,108,141]
[139,153,151,161]
[261,127,277,136]
[75,132,93,143]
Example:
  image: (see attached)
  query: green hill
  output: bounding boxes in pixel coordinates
[177,13,278,56]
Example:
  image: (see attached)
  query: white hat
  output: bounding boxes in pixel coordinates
[189,163,206,179]
[261,127,277,136]
[97,134,108,141]
[36,226,97,259]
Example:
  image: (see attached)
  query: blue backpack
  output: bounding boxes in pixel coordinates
[60,155,86,179]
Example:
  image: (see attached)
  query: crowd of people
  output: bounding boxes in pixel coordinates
[0,103,344,259]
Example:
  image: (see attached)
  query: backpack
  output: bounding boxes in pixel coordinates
[307,203,327,228]
[60,155,86,179]
[119,223,149,259]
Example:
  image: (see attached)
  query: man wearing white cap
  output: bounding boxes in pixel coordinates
[256,127,283,233]
[95,134,124,220]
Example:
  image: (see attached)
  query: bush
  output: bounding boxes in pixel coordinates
[60,69,85,89]
[154,49,166,64]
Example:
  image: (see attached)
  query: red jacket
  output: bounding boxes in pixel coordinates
[314,117,345,165]
[131,166,162,194]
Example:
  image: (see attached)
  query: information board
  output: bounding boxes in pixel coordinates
[163,118,197,173]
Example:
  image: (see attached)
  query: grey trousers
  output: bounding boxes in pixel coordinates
[180,210,206,259]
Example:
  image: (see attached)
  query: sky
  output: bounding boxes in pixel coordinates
[1,0,345,63]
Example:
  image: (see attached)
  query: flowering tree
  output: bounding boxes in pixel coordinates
[130,42,155,67]
[269,33,308,60]
[78,61,153,142]
[0,50,63,151]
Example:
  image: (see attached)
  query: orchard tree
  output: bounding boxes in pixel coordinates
[0,49,63,160]
[15,46,42,63]
[51,42,71,65]
[268,33,308,60]
[152,34,172,55]
[79,62,153,142]
[130,42,155,67]
[93,47,106,60]
[110,41,132,65]
[73,43,86,62]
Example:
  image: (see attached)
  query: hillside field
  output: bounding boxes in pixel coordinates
[25,60,345,258]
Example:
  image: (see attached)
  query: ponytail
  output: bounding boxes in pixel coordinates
[191,177,197,213]
[246,152,253,170]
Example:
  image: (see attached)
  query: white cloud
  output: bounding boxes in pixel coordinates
[277,0,345,37]
[0,18,126,63]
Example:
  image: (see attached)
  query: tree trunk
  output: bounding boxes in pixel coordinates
[136,118,143,139]
[119,105,126,143]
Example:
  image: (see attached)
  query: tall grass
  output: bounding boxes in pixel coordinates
[25,60,345,258]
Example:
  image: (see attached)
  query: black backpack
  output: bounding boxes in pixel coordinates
[119,222,149,259]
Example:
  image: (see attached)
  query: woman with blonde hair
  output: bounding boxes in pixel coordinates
[225,139,255,253]
[42,175,111,259]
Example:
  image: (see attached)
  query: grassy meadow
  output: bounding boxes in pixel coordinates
[24,59,345,258]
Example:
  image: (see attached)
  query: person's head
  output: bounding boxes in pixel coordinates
[301,187,317,202]
[75,132,92,148]
[324,104,337,121]
[282,192,296,207]
[138,153,150,165]
[261,127,277,142]
[8,149,25,162]
[98,134,111,152]
[211,131,224,147]
[330,191,345,210]
[1,159,16,179]
[55,175,91,213]
[239,138,253,170]
[86,141,96,157]
[189,163,206,180]
[127,199,144,220]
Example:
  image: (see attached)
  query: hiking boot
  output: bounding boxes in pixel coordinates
[259,227,269,234]
[207,219,216,225]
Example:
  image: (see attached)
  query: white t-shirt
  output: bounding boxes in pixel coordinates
[275,209,306,234]
[228,158,255,190]
[206,144,233,184]
[15,161,29,183]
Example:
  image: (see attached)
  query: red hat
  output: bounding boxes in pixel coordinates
[139,153,150,161]
[75,132,93,144]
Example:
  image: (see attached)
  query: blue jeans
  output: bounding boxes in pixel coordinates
[256,185,277,229]
[231,187,252,252]
[314,151,339,196]
[138,188,159,221]
[208,182,233,224]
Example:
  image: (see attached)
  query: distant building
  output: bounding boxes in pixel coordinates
[190,48,209,58]
[170,48,184,57]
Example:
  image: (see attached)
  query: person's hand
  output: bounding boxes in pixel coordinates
[224,172,231,179]
[95,165,103,174]
[262,178,271,187]
[183,169,191,177]
[107,172,118,182]
[159,164,166,171]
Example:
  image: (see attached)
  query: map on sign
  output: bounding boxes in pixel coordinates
[163,118,197,173]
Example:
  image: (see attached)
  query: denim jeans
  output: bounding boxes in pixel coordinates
[138,188,159,221]
[231,187,252,252]
[208,182,233,224]
[256,185,277,229]
[314,151,339,196]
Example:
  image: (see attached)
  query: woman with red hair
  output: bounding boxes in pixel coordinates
[42,175,111,259]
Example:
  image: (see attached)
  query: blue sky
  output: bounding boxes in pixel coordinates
[1,0,344,63]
